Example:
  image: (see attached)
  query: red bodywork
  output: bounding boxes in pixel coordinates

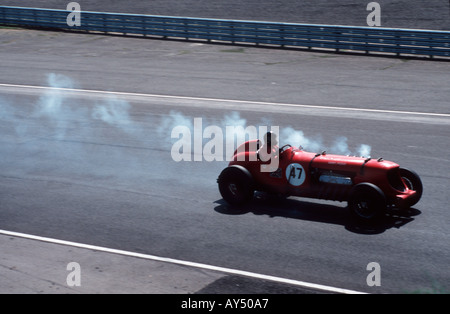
[229,140,417,208]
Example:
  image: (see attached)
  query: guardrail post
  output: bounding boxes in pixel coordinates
[163,19,167,39]
[396,33,400,57]
[365,31,369,55]
[307,28,312,50]
[335,28,340,52]
[142,15,146,37]
[231,23,235,44]
[255,24,260,46]
[429,35,434,59]
[102,14,107,34]
[206,21,211,43]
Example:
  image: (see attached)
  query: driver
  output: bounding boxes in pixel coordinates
[258,131,279,163]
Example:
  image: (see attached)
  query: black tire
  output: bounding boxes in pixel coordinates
[348,183,387,222]
[399,168,423,207]
[218,166,254,206]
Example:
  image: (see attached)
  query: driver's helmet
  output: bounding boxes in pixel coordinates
[264,131,278,147]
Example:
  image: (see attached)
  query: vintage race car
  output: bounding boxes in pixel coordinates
[218,139,422,221]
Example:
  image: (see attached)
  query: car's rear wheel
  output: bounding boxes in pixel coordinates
[349,183,387,222]
[399,168,423,207]
[218,166,254,206]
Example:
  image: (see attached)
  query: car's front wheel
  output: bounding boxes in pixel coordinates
[218,165,254,206]
[399,168,423,207]
[348,183,387,222]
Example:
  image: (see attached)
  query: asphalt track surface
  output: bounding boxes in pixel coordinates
[0,29,449,294]
[2,0,450,30]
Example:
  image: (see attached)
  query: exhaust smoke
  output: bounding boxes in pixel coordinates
[0,74,372,184]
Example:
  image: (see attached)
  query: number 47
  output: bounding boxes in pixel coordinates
[288,166,302,180]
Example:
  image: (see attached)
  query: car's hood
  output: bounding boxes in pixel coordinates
[305,151,399,172]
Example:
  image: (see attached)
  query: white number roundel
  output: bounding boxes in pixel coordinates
[285,163,306,186]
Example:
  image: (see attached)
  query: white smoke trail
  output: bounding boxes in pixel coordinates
[357,144,372,158]
[2,73,372,174]
[29,73,141,139]
[160,110,372,159]
[282,126,371,157]
[0,74,151,179]
[33,74,81,140]
[92,97,137,135]
[0,98,15,123]
[222,111,247,129]
[280,127,323,153]
[330,136,351,156]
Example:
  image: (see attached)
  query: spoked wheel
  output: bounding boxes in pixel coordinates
[349,183,387,222]
[399,168,423,207]
[218,166,254,206]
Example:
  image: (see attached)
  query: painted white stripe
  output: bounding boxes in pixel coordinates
[0,229,366,294]
[0,82,449,118]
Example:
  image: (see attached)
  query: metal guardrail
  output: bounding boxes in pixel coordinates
[1,6,449,59]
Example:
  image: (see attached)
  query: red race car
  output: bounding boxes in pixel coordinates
[218,138,422,221]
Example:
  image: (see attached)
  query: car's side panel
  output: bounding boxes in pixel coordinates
[227,141,418,207]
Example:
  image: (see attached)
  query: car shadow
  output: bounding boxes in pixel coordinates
[213,194,421,235]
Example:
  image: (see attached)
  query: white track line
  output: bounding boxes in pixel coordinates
[0,229,366,294]
[0,82,449,118]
